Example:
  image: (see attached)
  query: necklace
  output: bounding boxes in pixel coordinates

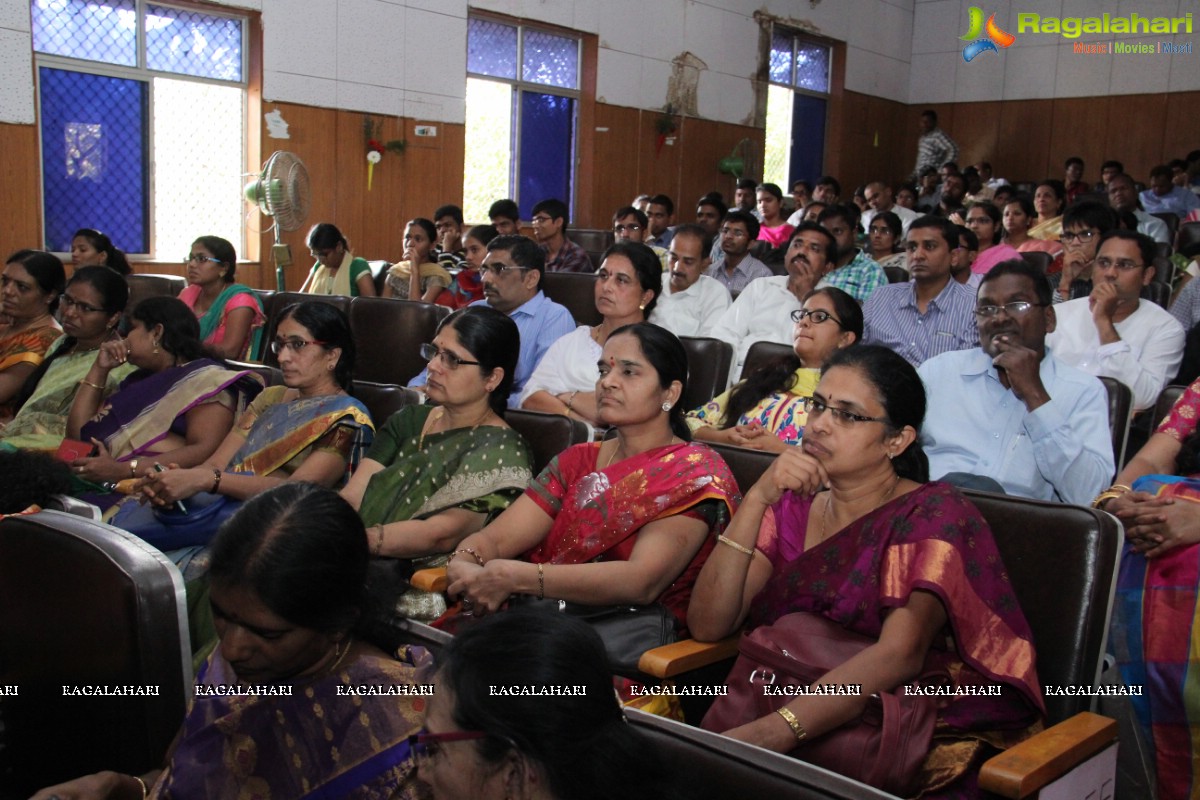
[819,472,902,542]
[418,405,492,449]
[327,636,353,675]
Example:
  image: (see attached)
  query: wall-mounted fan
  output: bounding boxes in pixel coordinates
[717,138,762,182]
[244,151,311,291]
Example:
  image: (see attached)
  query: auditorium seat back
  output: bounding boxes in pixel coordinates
[679,337,733,412]
[126,273,185,312]
[540,271,602,326]
[351,381,421,427]
[349,296,450,386]
[505,409,593,476]
[740,340,794,383]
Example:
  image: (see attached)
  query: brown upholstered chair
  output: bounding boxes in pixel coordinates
[679,337,733,411]
[351,381,421,427]
[505,408,593,476]
[1097,376,1132,471]
[0,511,190,796]
[1140,277,1172,309]
[226,358,284,387]
[1152,212,1179,247]
[261,292,352,367]
[366,259,391,295]
[126,273,185,312]
[540,271,602,325]
[1152,384,1187,429]
[1178,221,1200,257]
[740,340,794,382]
[567,229,613,271]
[348,296,450,386]
[883,265,909,284]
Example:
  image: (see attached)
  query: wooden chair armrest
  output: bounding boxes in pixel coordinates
[978,711,1118,799]
[637,636,740,679]
[410,567,448,593]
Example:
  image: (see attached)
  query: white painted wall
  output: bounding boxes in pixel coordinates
[909,0,1199,104]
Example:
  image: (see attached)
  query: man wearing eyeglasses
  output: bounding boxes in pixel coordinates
[1052,202,1118,304]
[647,224,729,338]
[1045,230,1183,412]
[611,206,668,270]
[704,210,772,295]
[406,235,574,407]
[530,198,593,273]
[918,260,1114,504]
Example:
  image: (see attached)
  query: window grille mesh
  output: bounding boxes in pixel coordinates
[146,4,243,81]
[467,17,517,79]
[32,0,137,66]
[522,29,578,89]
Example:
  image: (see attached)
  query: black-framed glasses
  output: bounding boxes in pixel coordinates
[408,729,490,767]
[1094,257,1144,272]
[613,223,642,234]
[790,308,842,326]
[60,293,106,314]
[270,338,329,354]
[800,396,890,426]
[974,301,1047,318]
[1059,230,1097,244]
[183,253,223,266]
[421,343,481,370]
[477,264,531,278]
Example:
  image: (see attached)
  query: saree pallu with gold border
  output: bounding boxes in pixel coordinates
[0,322,62,419]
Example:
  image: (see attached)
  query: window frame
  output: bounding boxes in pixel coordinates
[32,0,252,262]
[764,25,836,188]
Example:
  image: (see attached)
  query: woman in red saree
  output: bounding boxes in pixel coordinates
[446,322,738,637]
[689,345,1045,797]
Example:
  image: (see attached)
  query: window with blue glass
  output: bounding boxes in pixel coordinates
[32,0,247,258]
[765,29,832,195]
[463,16,581,222]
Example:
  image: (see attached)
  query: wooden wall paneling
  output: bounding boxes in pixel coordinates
[370,112,410,263]
[994,99,1053,185]
[586,104,640,228]
[950,101,1002,178]
[334,110,368,258]
[0,122,43,250]
[832,91,870,192]
[1046,97,1108,188]
[636,109,684,211]
[574,32,599,228]
[677,117,760,221]
[1102,94,1168,183]
[856,93,909,187]
[1162,91,1200,169]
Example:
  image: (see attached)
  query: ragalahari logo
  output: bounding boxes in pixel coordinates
[960,7,1016,62]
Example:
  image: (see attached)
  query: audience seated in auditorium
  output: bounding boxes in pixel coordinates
[178,235,264,360]
[1101,376,1200,800]
[861,181,919,238]
[632,193,653,215]
[66,297,260,510]
[911,108,959,183]
[966,201,1021,278]
[866,211,908,271]
[612,205,668,268]
[1140,163,1200,216]
[1170,275,1200,333]
[816,204,885,302]
[433,203,467,270]
[521,242,661,424]
[344,306,533,621]
[1046,230,1183,412]
[299,222,376,297]
[689,345,1043,796]
[645,193,676,249]
[734,177,758,218]
[408,235,574,407]
[976,160,1006,191]
[123,302,374,552]
[1003,194,1062,258]
[1096,159,1124,192]
[704,209,772,294]
[447,323,737,639]
[915,167,940,213]
[919,260,1113,504]
[689,287,860,451]
[531,198,593,273]
[951,225,978,286]
[811,175,840,205]
[696,192,728,266]
[961,165,994,204]
[785,179,812,225]
[711,224,839,377]
[935,171,967,218]
[1107,173,1172,245]
[0,268,130,450]
[70,228,132,275]
[444,223,495,308]
[895,182,919,210]
[648,224,729,338]
[0,449,70,514]
[1029,180,1067,242]
[421,611,673,800]
[31,483,428,799]
[0,250,64,422]
[384,218,454,305]
[755,183,795,249]
[799,200,827,224]
[991,183,1015,209]
[862,215,978,367]
[488,198,520,236]
[1052,201,1119,303]
[1064,157,1089,204]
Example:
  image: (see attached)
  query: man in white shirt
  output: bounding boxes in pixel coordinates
[1045,230,1184,412]
[649,224,730,338]
[861,182,920,237]
[710,223,837,378]
[1107,173,1171,245]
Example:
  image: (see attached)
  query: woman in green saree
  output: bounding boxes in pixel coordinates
[341,305,533,621]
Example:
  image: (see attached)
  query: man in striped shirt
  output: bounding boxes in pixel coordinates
[862,215,978,366]
[911,110,959,183]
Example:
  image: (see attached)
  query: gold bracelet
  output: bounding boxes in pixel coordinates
[776,706,807,742]
[1107,484,1133,494]
[537,562,545,599]
[210,467,222,493]
[131,775,149,799]
[1092,486,1131,509]
[372,524,385,556]
[450,547,486,567]
[78,379,105,391]
[717,534,754,557]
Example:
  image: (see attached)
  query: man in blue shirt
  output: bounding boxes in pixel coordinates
[918,260,1114,504]
[409,235,575,407]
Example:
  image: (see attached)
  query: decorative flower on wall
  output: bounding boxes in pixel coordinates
[363,116,407,191]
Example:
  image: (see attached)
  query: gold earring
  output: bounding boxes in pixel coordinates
[152,339,159,354]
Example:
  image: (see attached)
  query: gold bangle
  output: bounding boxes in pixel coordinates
[537,562,545,600]
[210,467,222,493]
[78,379,105,391]
[372,524,385,556]
[717,534,754,557]
[776,707,807,742]
[129,458,139,478]
[451,547,486,567]
[131,775,149,799]
[1107,484,1133,494]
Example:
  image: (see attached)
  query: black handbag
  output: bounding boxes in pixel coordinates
[510,597,677,675]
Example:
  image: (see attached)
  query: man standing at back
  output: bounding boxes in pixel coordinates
[911,110,958,183]
[531,198,593,273]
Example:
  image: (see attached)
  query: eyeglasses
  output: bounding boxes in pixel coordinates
[270,338,329,354]
[800,396,890,426]
[1059,230,1097,244]
[408,729,490,768]
[60,293,106,314]
[974,301,1047,318]
[720,227,749,238]
[477,263,531,278]
[1094,256,1144,272]
[183,254,223,266]
[613,223,642,234]
[790,308,843,326]
[868,226,893,235]
[421,343,481,370]
[531,215,553,225]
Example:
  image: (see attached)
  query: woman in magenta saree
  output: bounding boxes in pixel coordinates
[690,346,1044,797]
[1102,376,1200,800]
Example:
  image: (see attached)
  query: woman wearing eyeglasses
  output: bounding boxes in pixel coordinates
[383,218,454,306]
[299,222,377,297]
[865,212,907,271]
[340,305,533,621]
[30,484,428,800]
[689,345,1045,795]
[126,302,373,552]
[688,287,861,453]
[177,235,265,359]
[519,241,662,424]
